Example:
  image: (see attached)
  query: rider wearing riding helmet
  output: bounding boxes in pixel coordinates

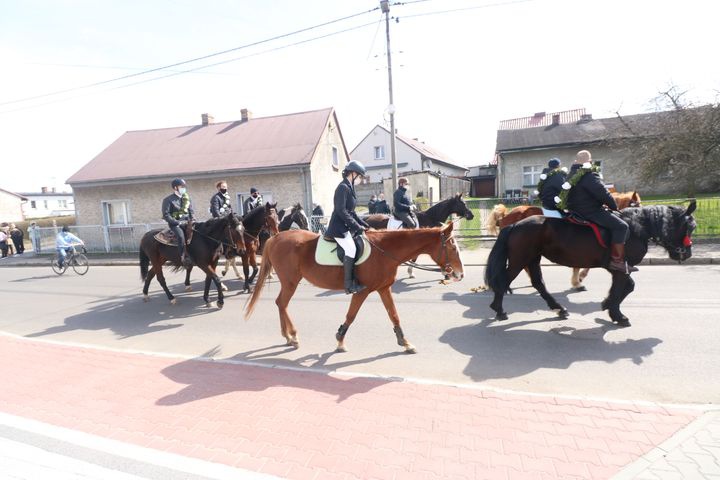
[538,158,566,218]
[326,160,371,294]
[162,178,194,268]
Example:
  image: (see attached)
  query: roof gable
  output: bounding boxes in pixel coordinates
[68,108,335,184]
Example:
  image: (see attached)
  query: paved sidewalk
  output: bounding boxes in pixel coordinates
[1,241,719,267]
[1,334,716,479]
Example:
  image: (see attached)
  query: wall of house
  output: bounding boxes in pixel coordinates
[352,127,421,183]
[498,145,647,196]
[309,116,349,214]
[381,172,440,206]
[72,172,305,226]
[0,191,25,222]
[22,194,75,218]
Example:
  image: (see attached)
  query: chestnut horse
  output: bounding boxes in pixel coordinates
[244,223,464,353]
[487,191,642,290]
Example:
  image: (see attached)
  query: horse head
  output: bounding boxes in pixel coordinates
[263,203,280,235]
[452,192,475,220]
[228,214,246,255]
[426,222,464,282]
[630,201,696,262]
[630,191,642,207]
[667,200,697,262]
[291,203,309,230]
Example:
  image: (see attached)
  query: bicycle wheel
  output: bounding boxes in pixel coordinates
[51,257,66,275]
[71,254,90,275]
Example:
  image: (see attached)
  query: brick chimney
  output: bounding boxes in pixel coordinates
[201,113,214,126]
[41,187,48,193]
[241,108,252,122]
[552,114,560,126]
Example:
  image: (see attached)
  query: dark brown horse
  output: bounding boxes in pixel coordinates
[140,214,245,307]
[245,223,464,353]
[485,202,696,326]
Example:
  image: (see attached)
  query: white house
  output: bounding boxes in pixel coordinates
[350,125,469,183]
[0,188,27,222]
[19,187,75,218]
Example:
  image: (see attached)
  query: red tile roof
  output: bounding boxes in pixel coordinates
[68,108,335,184]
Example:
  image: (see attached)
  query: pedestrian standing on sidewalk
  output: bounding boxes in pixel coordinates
[0,228,8,258]
[28,222,41,253]
[9,224,24,254]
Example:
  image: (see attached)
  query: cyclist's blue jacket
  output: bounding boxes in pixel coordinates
[56,232,83,249]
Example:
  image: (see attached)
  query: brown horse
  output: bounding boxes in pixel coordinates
[487,191,642,290]
[244,223,464,353]
[140,214,245,307]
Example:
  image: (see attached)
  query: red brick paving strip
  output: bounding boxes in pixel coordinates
[0,336,699,480]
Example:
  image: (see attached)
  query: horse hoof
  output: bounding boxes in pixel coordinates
[221,270,227,277]
[217,302,224,310]
[143,295,150,303]
[408,274,416,279]
[495,312,508,321]
[336,344,347,353]
[557,308,569,319]
[573,285,587,292]
[170,298,177,305]
[404,344,417,354]
[613,316,631,327]
[185,286,192,292]
[601,300,609,311]
[221,283,229,292]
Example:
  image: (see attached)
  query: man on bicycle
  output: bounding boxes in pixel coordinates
[56,225,84,268]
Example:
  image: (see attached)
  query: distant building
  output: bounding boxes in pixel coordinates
[0,188,27,222]
[18,187,73,218]
[67,108,349,226]
[467,164,497,198]
[350,125,469,183]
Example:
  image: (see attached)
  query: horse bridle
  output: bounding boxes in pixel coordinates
[651,215,694,257]
[365,229,456,275]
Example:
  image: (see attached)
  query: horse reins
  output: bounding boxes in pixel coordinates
[364,229,456,275]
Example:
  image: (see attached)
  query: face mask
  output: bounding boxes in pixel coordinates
[178,187,187,195]
[220,188,227,194]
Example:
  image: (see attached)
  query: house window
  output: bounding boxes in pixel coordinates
[332,146,339,169]
[522,165,544,186]
[58,199,68,208]
[30,200,36,209]
[374,146,385,160]
[102,200,130,225]
[43,200,49,209]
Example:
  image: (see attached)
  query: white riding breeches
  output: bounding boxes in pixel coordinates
[334,231,356,258]
[541,208,562,218]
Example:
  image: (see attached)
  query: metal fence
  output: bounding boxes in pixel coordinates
[32,197,718,254]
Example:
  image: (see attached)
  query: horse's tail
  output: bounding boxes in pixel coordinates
[244,235,274,320]
[485,204,506,235]
[139,247,150,282]
[485,224,512,292]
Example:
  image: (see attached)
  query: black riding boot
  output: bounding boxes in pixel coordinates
[343,256,366,294]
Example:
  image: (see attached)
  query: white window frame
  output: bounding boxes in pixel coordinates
[102,200,131,225]
[522,165,544,186]
[332,146,339,169]
[374,145,385,160]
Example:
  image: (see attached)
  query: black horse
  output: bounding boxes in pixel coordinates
[277,203,310,231]
[140,214,245,308]
[484,201,697,326]
[364,192,474,228]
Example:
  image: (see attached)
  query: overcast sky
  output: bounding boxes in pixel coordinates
[1,0,718,193]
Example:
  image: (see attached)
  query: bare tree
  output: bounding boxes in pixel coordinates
[618,86,720,196]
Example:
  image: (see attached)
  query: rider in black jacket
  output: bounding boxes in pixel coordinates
[566,150,637,273]
[326,160,370,294]
[210,180,233,218]
[393,178,417,228]
[539,158,566,217]
[162,178,194,268]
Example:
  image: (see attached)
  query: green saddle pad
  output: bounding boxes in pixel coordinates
[315,236,371,266]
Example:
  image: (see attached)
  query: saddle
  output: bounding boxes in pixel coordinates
[564,213,609,248]
[316,235,371,266]
[387,216,404,230]
[154,222,193,247]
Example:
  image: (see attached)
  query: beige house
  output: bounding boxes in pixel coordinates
[67,108,350,226]
[0,188,26,223]
[495,108,678,198]
[350,125,468,183]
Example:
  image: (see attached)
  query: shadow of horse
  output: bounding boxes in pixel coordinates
[25,289,223,340]
[155,345,403,405]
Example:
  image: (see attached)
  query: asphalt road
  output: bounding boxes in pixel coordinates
[1,263,719,405]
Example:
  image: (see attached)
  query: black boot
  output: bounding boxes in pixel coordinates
[343,256,366,294]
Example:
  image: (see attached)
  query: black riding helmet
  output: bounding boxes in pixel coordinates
[342,160,366,177]
[171,178,187,188]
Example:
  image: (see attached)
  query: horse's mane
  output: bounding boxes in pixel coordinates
[195,215,231,235]
[423,197,453,216]
[621,205,685,243]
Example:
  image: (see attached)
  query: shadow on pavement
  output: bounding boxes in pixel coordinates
[438,316,662,382]
[156,346,398,405]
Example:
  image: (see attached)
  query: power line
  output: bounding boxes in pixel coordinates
[0,7,378,107]
[398,0,536,19]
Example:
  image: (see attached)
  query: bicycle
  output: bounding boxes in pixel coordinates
[51,246,90,276]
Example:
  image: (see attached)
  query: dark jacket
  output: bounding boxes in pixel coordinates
[162,193,194,226]
[539,167,567,211]
[312,205,324,216]
[243,194,262,215]
[393,186,413,213]
[566,164,618,216]
[210,192,233,218]
[375,199,391,214]
[326,178,369,238]
[367,199,377,214]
